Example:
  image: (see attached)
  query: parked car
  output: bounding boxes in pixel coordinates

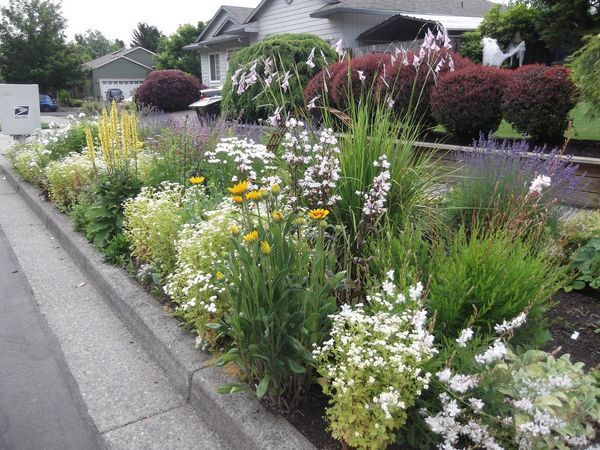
[106,88,124,102]
[39,94,58,112]
[189,87,221,120]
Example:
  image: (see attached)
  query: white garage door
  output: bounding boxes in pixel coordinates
[99,79,144,99]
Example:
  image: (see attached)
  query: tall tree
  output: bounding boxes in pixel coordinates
[131,22,164,53]
[0,0,87,91]
[75,29,123,60]
[155,22,205,77]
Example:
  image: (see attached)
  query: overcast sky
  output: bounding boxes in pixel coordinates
[0,0,259,44]
[0,0,508,45]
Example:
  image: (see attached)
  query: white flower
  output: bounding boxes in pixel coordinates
[269,106,282,127]
[306,47,316,68]
[280,71,292,92]
[475,340,506,365]
[307,95,320,110]
[357,70,366,82]
[456,328,474,347]
[334,38,344,58]
[528,174,551,195]
[494,312,527,335]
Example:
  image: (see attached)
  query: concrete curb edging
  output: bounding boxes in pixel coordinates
[1,157,314,450]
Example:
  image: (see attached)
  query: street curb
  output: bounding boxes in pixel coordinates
[1,157,314,450]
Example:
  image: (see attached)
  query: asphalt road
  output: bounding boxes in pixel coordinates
[0,224,100,450]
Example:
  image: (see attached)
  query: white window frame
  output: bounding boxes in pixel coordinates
[209,53,221,83]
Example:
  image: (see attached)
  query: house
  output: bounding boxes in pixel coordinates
[84,47,156,99]
[184,0,496,87]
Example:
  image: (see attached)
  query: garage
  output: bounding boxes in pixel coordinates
[99,79,144,100]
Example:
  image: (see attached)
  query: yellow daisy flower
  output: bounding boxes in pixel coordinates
[188,176,205,185]
[243,230,259,243]
[308,209,329,220]
[260,241,272,255]
[228,180,250,195]
[231,195,244,204]
[271,210,283,222]
[245,190,260,201]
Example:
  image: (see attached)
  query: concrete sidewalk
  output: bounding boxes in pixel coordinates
[0,134,226,449]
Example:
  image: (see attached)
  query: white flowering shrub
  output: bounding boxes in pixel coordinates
[7,142,53,186]
[163,205,235,348]
[314,272,436,450]
[123,182,189,277]
[45,152,101,211]
[201,137,278,191]
[426,319,600,450]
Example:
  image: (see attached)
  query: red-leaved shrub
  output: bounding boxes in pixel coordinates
[377,49,473,124]
[502,64,578,143]
[303,60,348,111]
[330,53,391,110]
[430,65,509,138]
[135,70,205,112]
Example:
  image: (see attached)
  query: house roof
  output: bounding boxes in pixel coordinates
[84,47,156,70]
[310,0,496,19]
[193,5,255,43]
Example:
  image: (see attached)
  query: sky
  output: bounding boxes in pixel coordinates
[0,0,259,44]
[0,0,508,45]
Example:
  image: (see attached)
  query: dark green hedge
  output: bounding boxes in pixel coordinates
[221,33,337,122]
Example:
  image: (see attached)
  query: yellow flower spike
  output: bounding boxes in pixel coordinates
[229,225,240,235]
[231,195,244,204]
[270,184,280,194]
[189,176,205,185]
[228,180,250,195]
[271,210,283,222]
[245,190,260,201]
[215,271,225,280]
[308,209,330,221]
[243,230,259,243]
[260,241,272,255]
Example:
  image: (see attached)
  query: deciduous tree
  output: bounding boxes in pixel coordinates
[155,23,205,77]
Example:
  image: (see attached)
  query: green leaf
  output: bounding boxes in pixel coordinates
[286,358,306,374]
[256,375,271,399]
[217,383,245,395]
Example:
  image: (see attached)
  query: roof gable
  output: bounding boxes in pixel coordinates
[196,5,254,43]
[85,46,155,70]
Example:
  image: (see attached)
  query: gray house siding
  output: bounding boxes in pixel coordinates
[335,12,395,49]
[254,0,341,43]
[91,59,151,97]
[200,43,242,87]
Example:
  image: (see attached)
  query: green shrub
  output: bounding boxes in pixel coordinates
[6,142,51,186]
[426,349,600,449]
[164,205,235,349]
[569,34,600,117]
[44,152,98,211]
[221,33,336,122]
[427,227,565,345]
[47,122,98,160]
[566,237,600,291]
[123,182,187,277]
[85,174,142,249]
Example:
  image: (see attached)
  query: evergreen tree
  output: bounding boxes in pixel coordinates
[131,23,164,53]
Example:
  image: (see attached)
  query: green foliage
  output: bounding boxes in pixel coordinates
[155,23,205,77]
[47,122,98,160]
[494,349,600,448]
[215,193,342,408]
[123,182,187,277]
[85,174,142,249]
[569,34,600,118]
[74,29,122,60]
[561,209,600,256]
[44,151,97,211]
[130,22,164,53]
[6,141,52,186]
[103,233,131,267]
[0,0,88,91]
[566,237,600,291]
[221,33,336,122]
[427,227,565,345]
[459,4,545,64]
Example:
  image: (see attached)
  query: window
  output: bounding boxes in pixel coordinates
[209,53,221,82]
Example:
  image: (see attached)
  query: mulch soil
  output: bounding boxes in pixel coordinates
[287,289,600,449]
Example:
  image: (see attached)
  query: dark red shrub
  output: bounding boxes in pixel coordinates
[135,70,205,112]
[502,64,578,143]
[377,49,474,125]
[430,65,510,138]
[303,60,348,110]
[330,53,391,110]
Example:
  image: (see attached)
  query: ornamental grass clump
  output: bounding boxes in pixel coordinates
[314,272,436,450]
[214,181,344,408]
[163,205,236,349]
